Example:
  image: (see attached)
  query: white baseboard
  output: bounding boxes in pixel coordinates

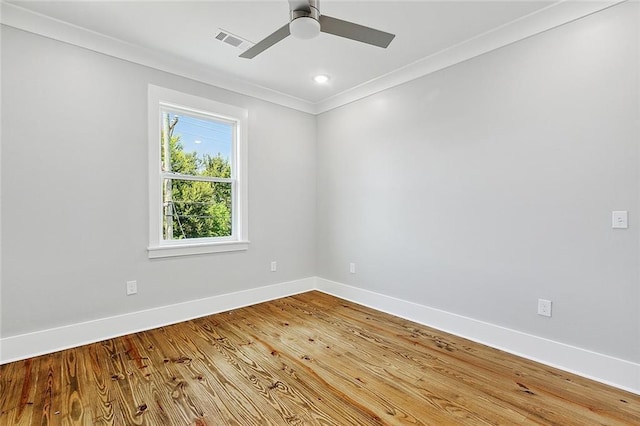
[315,277,640,395]
[0,277,315,364]
[2,276,638,395]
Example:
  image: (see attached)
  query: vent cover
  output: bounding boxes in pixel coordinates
[214,29,253,51]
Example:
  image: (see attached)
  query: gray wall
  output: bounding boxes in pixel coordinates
[317,2,639,362]
[1,27,317,337]
[2,1,639,365]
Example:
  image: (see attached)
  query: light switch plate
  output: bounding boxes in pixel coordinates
[126,280,137,295]
[612,211,628,229]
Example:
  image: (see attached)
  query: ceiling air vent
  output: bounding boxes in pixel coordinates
[214,29,253,51]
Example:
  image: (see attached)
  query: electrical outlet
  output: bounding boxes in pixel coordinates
[126,280,137,296]
[538,299,552,317]
[349,262,356,274]
[270,261,277,272]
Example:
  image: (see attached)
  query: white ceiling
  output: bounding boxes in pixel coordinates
[1,0,621,113]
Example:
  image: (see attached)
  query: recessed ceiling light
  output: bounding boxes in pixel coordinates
[314,74,330,84]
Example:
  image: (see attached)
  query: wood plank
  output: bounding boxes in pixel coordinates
[190,314,368,425]
[290,292,639,424]
[249,297,528,424]
[237,303,465,424]
[252,297,541,424]
[1,291,639,425]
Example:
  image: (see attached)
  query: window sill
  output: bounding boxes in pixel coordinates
[147,240,249,259]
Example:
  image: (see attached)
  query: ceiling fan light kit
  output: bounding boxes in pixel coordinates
[290,16,321,39]
[290,4,321,39]
[239,0,395,59]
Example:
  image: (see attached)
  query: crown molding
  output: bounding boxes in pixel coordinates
[1,0,627,116]
[314,0,626,114]
[0,1,316,114]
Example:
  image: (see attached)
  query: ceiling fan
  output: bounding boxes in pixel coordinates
[240,0,395,59]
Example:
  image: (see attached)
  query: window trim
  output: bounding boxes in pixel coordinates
[147,85,248,258]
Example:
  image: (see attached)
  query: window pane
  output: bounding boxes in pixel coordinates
[163,178,232,240]
[160,109,233,178]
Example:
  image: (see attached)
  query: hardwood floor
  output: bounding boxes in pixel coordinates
[1,291,639,425]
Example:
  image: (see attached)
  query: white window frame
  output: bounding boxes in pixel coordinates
[147,85,248,258]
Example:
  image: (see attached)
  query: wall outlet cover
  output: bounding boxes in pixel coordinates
[538,299,552,317]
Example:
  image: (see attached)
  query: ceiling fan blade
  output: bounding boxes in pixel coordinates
[319,15,395,48]
[239,23,291,59]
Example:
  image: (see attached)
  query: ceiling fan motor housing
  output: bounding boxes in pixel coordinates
[289,0,321,39]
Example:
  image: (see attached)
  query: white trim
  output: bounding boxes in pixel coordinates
[147,240,249,258]
[0,277,316,364]
[147,85,249,258]
[315,0,625,113]
[1,276,638,395]
[315,278,640,395]
[0,1,315,114]
[0,0,625,115]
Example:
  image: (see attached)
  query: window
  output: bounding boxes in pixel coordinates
[148,85,248,258]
